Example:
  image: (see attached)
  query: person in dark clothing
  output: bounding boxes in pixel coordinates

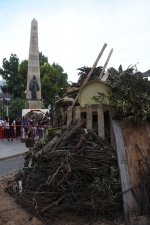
[16,117,21,138]
[9,118,14,140]
[27,115,33,138]
[28,115,36,139]
[38,119,43,138]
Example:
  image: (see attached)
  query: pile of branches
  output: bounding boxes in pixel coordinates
[5,120,123,223]
[77,66,103,85]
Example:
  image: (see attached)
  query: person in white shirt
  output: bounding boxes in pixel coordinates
[4,116,10,140]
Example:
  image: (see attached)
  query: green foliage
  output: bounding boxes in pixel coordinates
[93,69,150,123]
[0,53,69,107]
[0,54,19,97]
[4,98,25,119]
[9,98,25,110]
[41,62,69,107]
[17,60,28,98]
[34,140,45,150]
[39,52,48,65]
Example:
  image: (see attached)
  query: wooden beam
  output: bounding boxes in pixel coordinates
[110,116,116,150]
[86,105,92,130]
[109,111,136,225]
[66,86,80,93]
[72,43,107,108]
[98,104,105,138]
[74,106,81,121]
[67,106,73,127]
[99,48,113,79]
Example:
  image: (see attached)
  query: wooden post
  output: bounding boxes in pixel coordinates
[98,104,105,138]
[67,107,73,127]
[86,105,92,130]
[110,111,135,225]
[110,117,116,150]
[99,48,113,79]
[72,43,107,108]
[74,106,81,121]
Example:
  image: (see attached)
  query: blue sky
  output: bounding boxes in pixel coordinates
[0,0,150,82]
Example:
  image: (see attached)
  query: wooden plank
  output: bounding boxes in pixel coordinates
[79,105,98,113]
[35,136,59,157]
[98,104,105,138]
[86,105,92,130]
[72,43,107,108]
[74,106,81,121]
[66,86,80,93]
[67,106,73,127]
[121,121,150,187]
[110,111,135,225]
[110,118,116,150]
[99,48,113,79]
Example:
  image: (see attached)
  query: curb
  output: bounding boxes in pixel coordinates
[0,152,28,162]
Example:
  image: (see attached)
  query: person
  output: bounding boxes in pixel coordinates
[9,118,14,141]
[16,117,22,138]
[22,116,28,138]
[4,116,10,140]
[28,115,36,139]
[29,75,40,100]
[0,120,4,126]
[43,115,50,126]
[38,119,43,138]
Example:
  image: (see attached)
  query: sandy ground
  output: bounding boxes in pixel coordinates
[0,174,124,225]
[0,174,43,225]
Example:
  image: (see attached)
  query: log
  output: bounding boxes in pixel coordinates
[99,48,113,79]
[72,43,107,108]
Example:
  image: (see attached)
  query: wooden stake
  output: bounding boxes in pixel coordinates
[71,43,107,108]
[99,48,113,80]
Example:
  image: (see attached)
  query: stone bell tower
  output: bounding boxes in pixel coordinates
[25,18,42,109]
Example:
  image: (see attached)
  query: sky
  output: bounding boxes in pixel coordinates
[0,0,150,83]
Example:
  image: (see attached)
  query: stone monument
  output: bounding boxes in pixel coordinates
[25,18,42,109]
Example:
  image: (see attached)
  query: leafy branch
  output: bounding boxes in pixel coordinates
[93,68,150,123]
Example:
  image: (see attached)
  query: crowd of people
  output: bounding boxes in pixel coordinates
[0,113,50,141]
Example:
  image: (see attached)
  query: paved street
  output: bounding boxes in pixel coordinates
[0,139,28,160]
[0,139,28,177]
[0,156,24,177]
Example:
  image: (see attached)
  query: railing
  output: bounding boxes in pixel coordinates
[0,125,46,140]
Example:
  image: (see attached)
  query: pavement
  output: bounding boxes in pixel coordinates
[0,156,25,177]
[0,139,29,177]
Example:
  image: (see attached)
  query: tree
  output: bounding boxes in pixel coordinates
[39,52,48,67]
[2,98,25,119]
[0,53,69,107]
[0,54,19,96]
[93,68,150,123]
[41,63,69,107]
[18,60,28,98]
[9,98,25,110]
